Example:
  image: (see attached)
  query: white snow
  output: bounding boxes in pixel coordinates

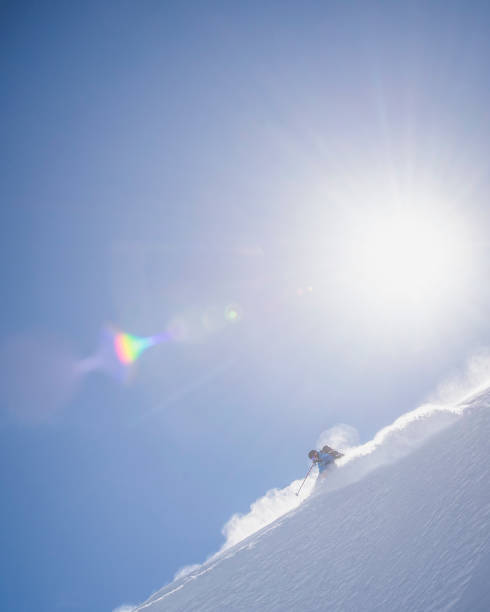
[128,383,490,611]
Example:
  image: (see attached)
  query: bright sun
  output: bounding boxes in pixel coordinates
[362,213,451,298]
[344,206,469,313]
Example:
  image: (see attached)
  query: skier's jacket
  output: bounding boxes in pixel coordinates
[316,446,344,475]
[316,450,336,474]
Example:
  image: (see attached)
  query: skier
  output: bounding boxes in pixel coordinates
[308,445,344,479]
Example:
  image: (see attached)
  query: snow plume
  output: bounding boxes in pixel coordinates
[316,353,490,496]
[217,425,361,552]
[169,474,319,582]
[216,398,468,553]
[112,606,135,612]
[218,352,490,551]
[318,402,462,497]
[430,348,490,406]
[128,350,490,611]
[220,474,317,551]
[316,423,360,452]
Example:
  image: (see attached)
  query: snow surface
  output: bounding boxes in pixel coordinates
[127,387,490,611]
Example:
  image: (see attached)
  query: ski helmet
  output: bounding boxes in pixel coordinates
[308,449,317,459]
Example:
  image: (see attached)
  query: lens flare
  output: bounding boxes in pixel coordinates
[86,327,174,382]
[113,331,171,365]
[0,300,245,423]
[225,304,242,323]
[114,333,151,364]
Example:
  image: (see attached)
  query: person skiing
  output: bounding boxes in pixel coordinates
[308,445,344,479]
[296,444,345,496]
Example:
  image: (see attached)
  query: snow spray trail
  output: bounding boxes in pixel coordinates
[129,382,490,612]
[217,423,360,553]
[167,352,490,588]
[120,353,490,612]
[222,351,490,548]
[128,381,489,612]
[213,405,459,558]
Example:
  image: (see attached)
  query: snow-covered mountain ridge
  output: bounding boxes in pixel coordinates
[130,388,490,611]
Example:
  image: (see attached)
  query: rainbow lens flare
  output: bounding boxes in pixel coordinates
[113,331,170,365]
[114,333,151,364]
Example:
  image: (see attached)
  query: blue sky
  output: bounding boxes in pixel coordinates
[1,2,490,610]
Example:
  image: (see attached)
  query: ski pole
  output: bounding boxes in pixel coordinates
[296,464,314,496]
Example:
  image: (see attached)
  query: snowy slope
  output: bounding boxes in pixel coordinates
[131,389,490,612]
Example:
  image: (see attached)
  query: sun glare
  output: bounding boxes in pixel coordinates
[361,213,451,299]
[343,205,470,314]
